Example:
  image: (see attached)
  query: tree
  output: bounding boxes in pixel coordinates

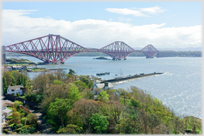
[57,124,82,134]
[40,84,69,113]
[68,69,76,75]
[130,97,142,109]
[2,76,8,95]
[82,88,94,99]
[89,113,109,133]
[67,98,99,132]
[53,80,65,85]
[68,83,81,102]
[46,98,73,129]
[3,71,14,86]
[12,108,21,124]
[117,88,131,105]
[98,90,109,102]
[73,81,88,92]
[14,100,23,110]
[79,75,93,89]
[27,113,37,124]
[32,74,48,95]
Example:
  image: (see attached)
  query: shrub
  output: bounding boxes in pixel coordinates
[3,129,10,134]
[19,127,30,134]
[17,123,23,128]
[21,117,28,125]
[14,100,23,109]
[20,109,24,113]
[28,127,36,133]
[27,114,37,124]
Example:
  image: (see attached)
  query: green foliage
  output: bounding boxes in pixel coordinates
[27,113,37,124]
[130,97,142,108]
[98,90,109,102]
[25,93,43,103]
[21,117,28,125]
[54,79,65,85]
[79,75,93,89]
[117,88,131,105]
[17,123,23,128]
[2,76,8,95]
[46,98,73,130]
[57,124,82,134]
[82,89,94,99]
[16,93,20,97]
[3,71,30,89]
[32,74,48,95]
[73,81,88,92]
[68,83,81,102]
[89,113,109,133]
[14,100,23,110]
[19,127,36,134]
[68,69,76,75]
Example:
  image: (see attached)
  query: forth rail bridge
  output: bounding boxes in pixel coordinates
[4,34,159,64]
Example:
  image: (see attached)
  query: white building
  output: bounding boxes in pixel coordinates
[7,85,24,96]
[93,82,114,92]
[2,103,12,123]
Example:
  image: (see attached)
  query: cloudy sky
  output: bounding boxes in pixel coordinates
[2,2,202,50]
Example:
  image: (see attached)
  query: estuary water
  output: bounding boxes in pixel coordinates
[10,56,202,119]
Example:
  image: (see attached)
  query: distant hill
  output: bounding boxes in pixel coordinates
[158,47,202,51]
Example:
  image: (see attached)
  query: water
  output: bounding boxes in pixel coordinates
[8,56,202,118]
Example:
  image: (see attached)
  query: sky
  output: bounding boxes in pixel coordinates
[2,1,202,50]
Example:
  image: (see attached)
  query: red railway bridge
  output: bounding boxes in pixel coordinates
[5,34,159,64]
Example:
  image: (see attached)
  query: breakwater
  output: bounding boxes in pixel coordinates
[101,72,163,83]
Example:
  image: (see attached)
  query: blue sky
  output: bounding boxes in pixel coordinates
[2,1,202,49]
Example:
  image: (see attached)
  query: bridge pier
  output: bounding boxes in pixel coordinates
[146,56,154,58]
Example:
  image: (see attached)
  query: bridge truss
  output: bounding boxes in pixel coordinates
[5,34,87,64]
[5,34,159,63]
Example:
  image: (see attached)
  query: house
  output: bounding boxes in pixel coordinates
[4,66,12,71]
[11,65,22,70]
[93,82,114,95]
[2,103,12,123]
[7,85,25,96]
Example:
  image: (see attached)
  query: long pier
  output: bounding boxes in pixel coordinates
[100,72,163,83]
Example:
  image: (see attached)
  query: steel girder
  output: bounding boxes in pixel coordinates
[5,35,159,63]
[141,44,159,58]
[5,34,88,64]
[99,41,135,60]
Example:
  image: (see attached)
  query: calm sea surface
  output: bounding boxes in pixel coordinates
[9,56,202,118]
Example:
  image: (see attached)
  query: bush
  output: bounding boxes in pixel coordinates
[3,129,10,134]
[20,109,24,113]
[14,100,23,109]
[19,127,30,134]
[21,117,28,125]
[28,126,36,133]
[17,123,23,128]
[12,123,18,130]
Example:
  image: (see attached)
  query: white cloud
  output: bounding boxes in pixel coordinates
[105,8,148,17]
[139,6,166,14]
[2,10,201,50]
[105,6,166,17]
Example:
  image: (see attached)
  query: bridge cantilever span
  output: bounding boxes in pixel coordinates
[5,34,159,64]
[5,34,88,64]
[99,41,135,60]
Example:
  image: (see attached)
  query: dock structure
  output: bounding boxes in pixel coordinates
[100,72,163,83]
